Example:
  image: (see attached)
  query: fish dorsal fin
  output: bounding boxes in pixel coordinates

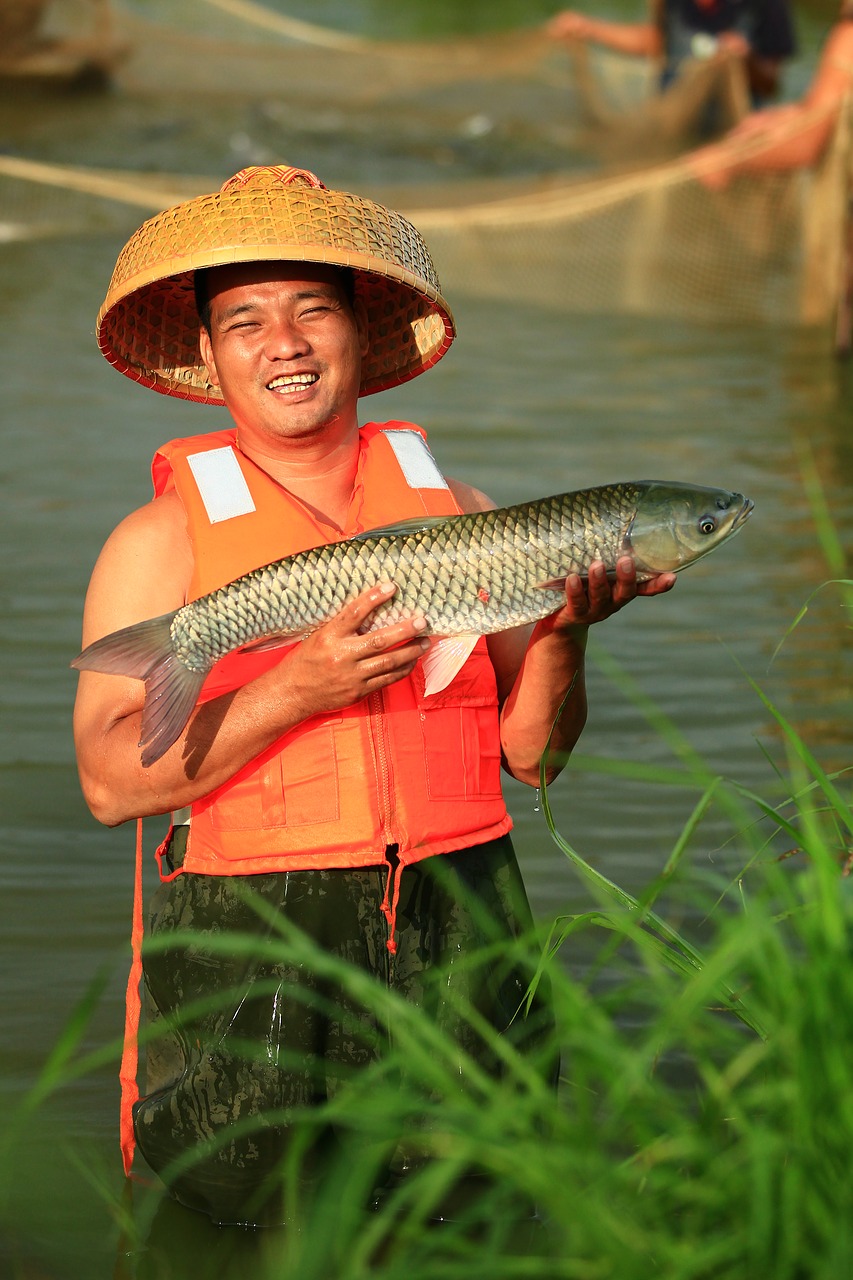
[421,635,479,697]
[351,514,451,542]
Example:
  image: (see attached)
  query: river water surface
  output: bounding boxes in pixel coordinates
[1,2,851,1276]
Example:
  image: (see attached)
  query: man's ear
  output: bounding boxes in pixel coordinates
[198,326,220,387]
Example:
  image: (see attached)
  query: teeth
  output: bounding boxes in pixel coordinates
[268,373,318,392]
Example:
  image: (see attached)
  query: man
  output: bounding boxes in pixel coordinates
[73,164,675,1226]
[546,0,796,104]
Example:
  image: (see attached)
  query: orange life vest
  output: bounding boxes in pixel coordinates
[151,421,512,881]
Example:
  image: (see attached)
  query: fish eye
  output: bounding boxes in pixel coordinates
[698,514,718,535]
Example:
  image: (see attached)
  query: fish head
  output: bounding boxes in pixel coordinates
[626,481,754,575]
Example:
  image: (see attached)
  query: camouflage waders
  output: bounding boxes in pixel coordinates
[135,830,555,1225]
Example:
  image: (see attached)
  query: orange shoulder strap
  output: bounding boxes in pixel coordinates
[119,818,144,1176]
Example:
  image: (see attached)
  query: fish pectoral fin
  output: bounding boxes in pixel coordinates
[237,633,304,653]
[421,635,479,697]
[534,577,570,591]
[352,515,450,541]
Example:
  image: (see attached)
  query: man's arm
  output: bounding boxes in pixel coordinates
[490,559,674,786]
[73,493,430,826]
[545,7,663,59]
[447,478,675,788]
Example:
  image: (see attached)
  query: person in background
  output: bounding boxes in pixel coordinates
[545,0,797,105]
[689,2,853,185]
[72,163,676,1227]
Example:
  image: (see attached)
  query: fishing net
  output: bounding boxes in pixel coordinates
[0,156,209,243]
[1,1,850,335]
[406,98,851,330]
[0,1,788,151]
[103,0,760,160]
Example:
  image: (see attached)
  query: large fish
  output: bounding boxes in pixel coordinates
[72,480,752,766]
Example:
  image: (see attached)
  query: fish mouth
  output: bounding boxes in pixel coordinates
[730,495,754,531]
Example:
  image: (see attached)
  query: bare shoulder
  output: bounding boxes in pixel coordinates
[92,490,189,588]
[81,490,191,643]
[447,477,498,514]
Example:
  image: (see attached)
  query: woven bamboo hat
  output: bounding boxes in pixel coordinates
[96,164,455,402]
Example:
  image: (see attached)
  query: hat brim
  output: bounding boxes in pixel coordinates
[96,176,455,401]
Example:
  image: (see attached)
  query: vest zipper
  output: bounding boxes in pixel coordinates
[368,689,397,847]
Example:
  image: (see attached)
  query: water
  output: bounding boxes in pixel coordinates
[2,2,851,1275]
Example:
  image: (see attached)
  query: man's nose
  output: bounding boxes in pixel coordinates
[265,317,309,359]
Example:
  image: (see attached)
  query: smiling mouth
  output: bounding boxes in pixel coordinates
[267,373,319,394]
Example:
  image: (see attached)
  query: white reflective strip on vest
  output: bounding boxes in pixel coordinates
[172,806,192,827]
[382,430,449,491]
[186,446,256,524]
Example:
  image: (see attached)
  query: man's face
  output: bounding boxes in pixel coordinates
[198,260,369,450]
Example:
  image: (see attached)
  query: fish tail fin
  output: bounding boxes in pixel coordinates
[71,613,179,680]
[71,612,206,767]
[138,653,206,768]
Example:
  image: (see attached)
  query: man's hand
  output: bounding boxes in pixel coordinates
[281,582,429,717]
[716,30,751,60]
[545,10,591,41]
[556,556,676,629]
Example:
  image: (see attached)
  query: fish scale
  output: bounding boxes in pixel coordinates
[72,479,752,766]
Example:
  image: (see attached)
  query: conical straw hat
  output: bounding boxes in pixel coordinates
[97,164,455,402]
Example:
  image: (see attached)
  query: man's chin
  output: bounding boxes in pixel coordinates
[256,410,350,443]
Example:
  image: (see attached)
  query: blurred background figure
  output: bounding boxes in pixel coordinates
[0,0,126,91]
[689,1,853,184]
[546,1,797,107]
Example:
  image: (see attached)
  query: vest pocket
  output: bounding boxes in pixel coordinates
[207,722,342,830]
[420,701,503,800]
[272,723,342,827]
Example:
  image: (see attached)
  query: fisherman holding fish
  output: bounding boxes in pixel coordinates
[71,164,746,1228]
